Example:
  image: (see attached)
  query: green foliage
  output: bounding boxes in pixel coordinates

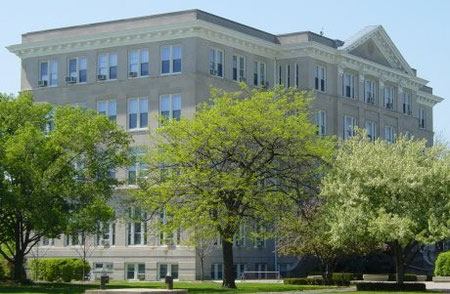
[29,258,90,282]
[435,251,450,276]
[387,273,417,281]
[356,282,426,291]
[284,273,362,286]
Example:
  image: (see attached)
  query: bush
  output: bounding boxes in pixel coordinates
[388,273,417,281]
[435,251,450,277]
[284,273,362,286]
[29,258,90,282]
[356,282,426,291]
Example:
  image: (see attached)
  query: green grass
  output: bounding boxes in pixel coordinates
[0,281,332,294]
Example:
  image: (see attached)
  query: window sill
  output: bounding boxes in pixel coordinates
[161,72,182,76]
[128,128,149,133]
[128,75,149,79]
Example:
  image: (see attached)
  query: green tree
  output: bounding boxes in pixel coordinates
[321,131,450,284]
[135,86,334,288]
[0,92,131,282]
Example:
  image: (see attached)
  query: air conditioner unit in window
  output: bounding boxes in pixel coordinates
[37,80,48,87]
[210,69,217,75]
[101,240,110,248]
[386,102,393,109]
[137,273,146,280]
[367,96,374,104]
[239,77,246,82]
[65,76,77,84]
[129,72,138,78]
[97,74,107,81]
[262,81,269,89]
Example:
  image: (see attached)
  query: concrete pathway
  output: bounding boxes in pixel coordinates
[254,287,355,294]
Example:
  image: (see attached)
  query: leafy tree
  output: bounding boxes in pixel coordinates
[0,92,131,282]
[321,131,450,284]
[135,86,334,288]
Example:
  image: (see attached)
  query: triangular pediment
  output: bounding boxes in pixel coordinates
[341,26,414,75]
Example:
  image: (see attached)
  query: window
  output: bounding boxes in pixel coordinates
[209,48,223,77]
[128,148,147,185]
[256,263,268,279]
[126,263,145,280]
[315,110,326,136]
[343,72,355,98]
[211,264,223,280]
[127,207,147,246]
[314,65,326,92]
[364,80,375,104]
[41,237,54,247]
[234,264,247,279]
[67,57,87,83]
[365,120,377,141]
[97,53,117,80]
[158,264,178,280]
[129,49,149,77]
[384,86,395,109]
[96,222,115,246]
[253,61,266,87]
[232,55,246,82]
[403,92,412,115]
[234,225,246,247]
[418,108,425,129]
[286,65,291,88]
[384,125,396,143]
[295,64,299,88]
[97,100,117,122]
[159,209,180,246]
[278,263,292,274]
[278,65,282,85]
[160,94,181,122]
[344,116,357,139]
[64,233,84,246]
[161,45,182,74]
[128,97,148,130]
[93,263,113,272]
[39,60,58,86]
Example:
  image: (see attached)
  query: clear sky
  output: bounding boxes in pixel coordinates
[1,0,448,141]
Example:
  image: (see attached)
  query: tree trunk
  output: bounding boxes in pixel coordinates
[13,253,25,282]
[221,238,236,288]
[200,257,204,281]
[391,241,405,285]
[320,259,335,285]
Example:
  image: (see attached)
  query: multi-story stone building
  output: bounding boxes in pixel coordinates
[7,9,443,281]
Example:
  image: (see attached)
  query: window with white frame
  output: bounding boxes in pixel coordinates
[127,207,147,246]
[295,64,299,88]
[278,263,292,273]
[232,55,246,82]
[234,264,247,279]
[64,233,84,246]
[343,72,355,98]
[67,57,87,84]
[93,263,113,272]
[128,97,148,130]
[403,92,412,115]
[126,263,145,280]
[41,237,54,246]
[96,222,115,246]
[344,116,357,139]
[384,125,396,143]
[314,65,326,92]
[364,80,375,104]
[160,94,181,122]
[253,61,266,87]
[39,60,58,87]
[159,209,180,246]
[256,263,268,279]
[253,225,266,248]
[286,65,291,88]
[211,264,223,280]
[418,108,425,129]
[128,148,147,185]
[161,45,182,74]
[365,120,377,141]
[128,49,149,77]
[158,264,178,280]
[97,53,117,80]
[209,48,223,77]
[234,224,246,247]
[97,100,117,122]
[384,86,395,109]
[315,110,326,136]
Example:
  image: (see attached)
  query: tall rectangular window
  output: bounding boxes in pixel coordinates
[234,264,247,279]
[159,209,180,246]
[253,61,266,87]
[403,92,412,115]
[365,120,376,141]
[160,94,182,122]
[343,72,355,98]
[364,80,375,104]
[129,49,149,77]
[97,53,117,80]
[384,86,395,109]
[39,60,58,86]
[67,57,87,83]
[127,207,147,246]
[384,125,396,143]
[234,225,246,247]
[128,148,147,186]
[314,65,326,92]
[418,108,425,129]
[211,264,223,280]
[128,98,148,130]
[126,263,145,280]
[161,45,182,74]
[344,116,356,139]
[232,55,246,82]
[295,64,299,88]
[286,65,291,88]
[97,100,117,122]
[209,48,223,77]
[96,222,116,246]
[315,110,326,136]
[278,66,282,85]
[158,264,178,280]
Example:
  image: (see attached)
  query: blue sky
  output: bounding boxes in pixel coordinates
[1,0,448,141]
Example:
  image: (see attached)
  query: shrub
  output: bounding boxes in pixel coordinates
[29,258,90,282]
[388,273,417,281]
[435,251,450,277]
[356,282,426,291]
[284,273,362,286]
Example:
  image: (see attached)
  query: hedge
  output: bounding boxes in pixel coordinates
[435,251,450,277]
[356,282,426,291]
[29,258,90,282]
[284,273,362,286]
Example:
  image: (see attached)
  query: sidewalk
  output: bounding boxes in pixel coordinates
[254,287,355,294]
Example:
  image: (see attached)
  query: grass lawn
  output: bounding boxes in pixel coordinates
[0,281,332,294]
